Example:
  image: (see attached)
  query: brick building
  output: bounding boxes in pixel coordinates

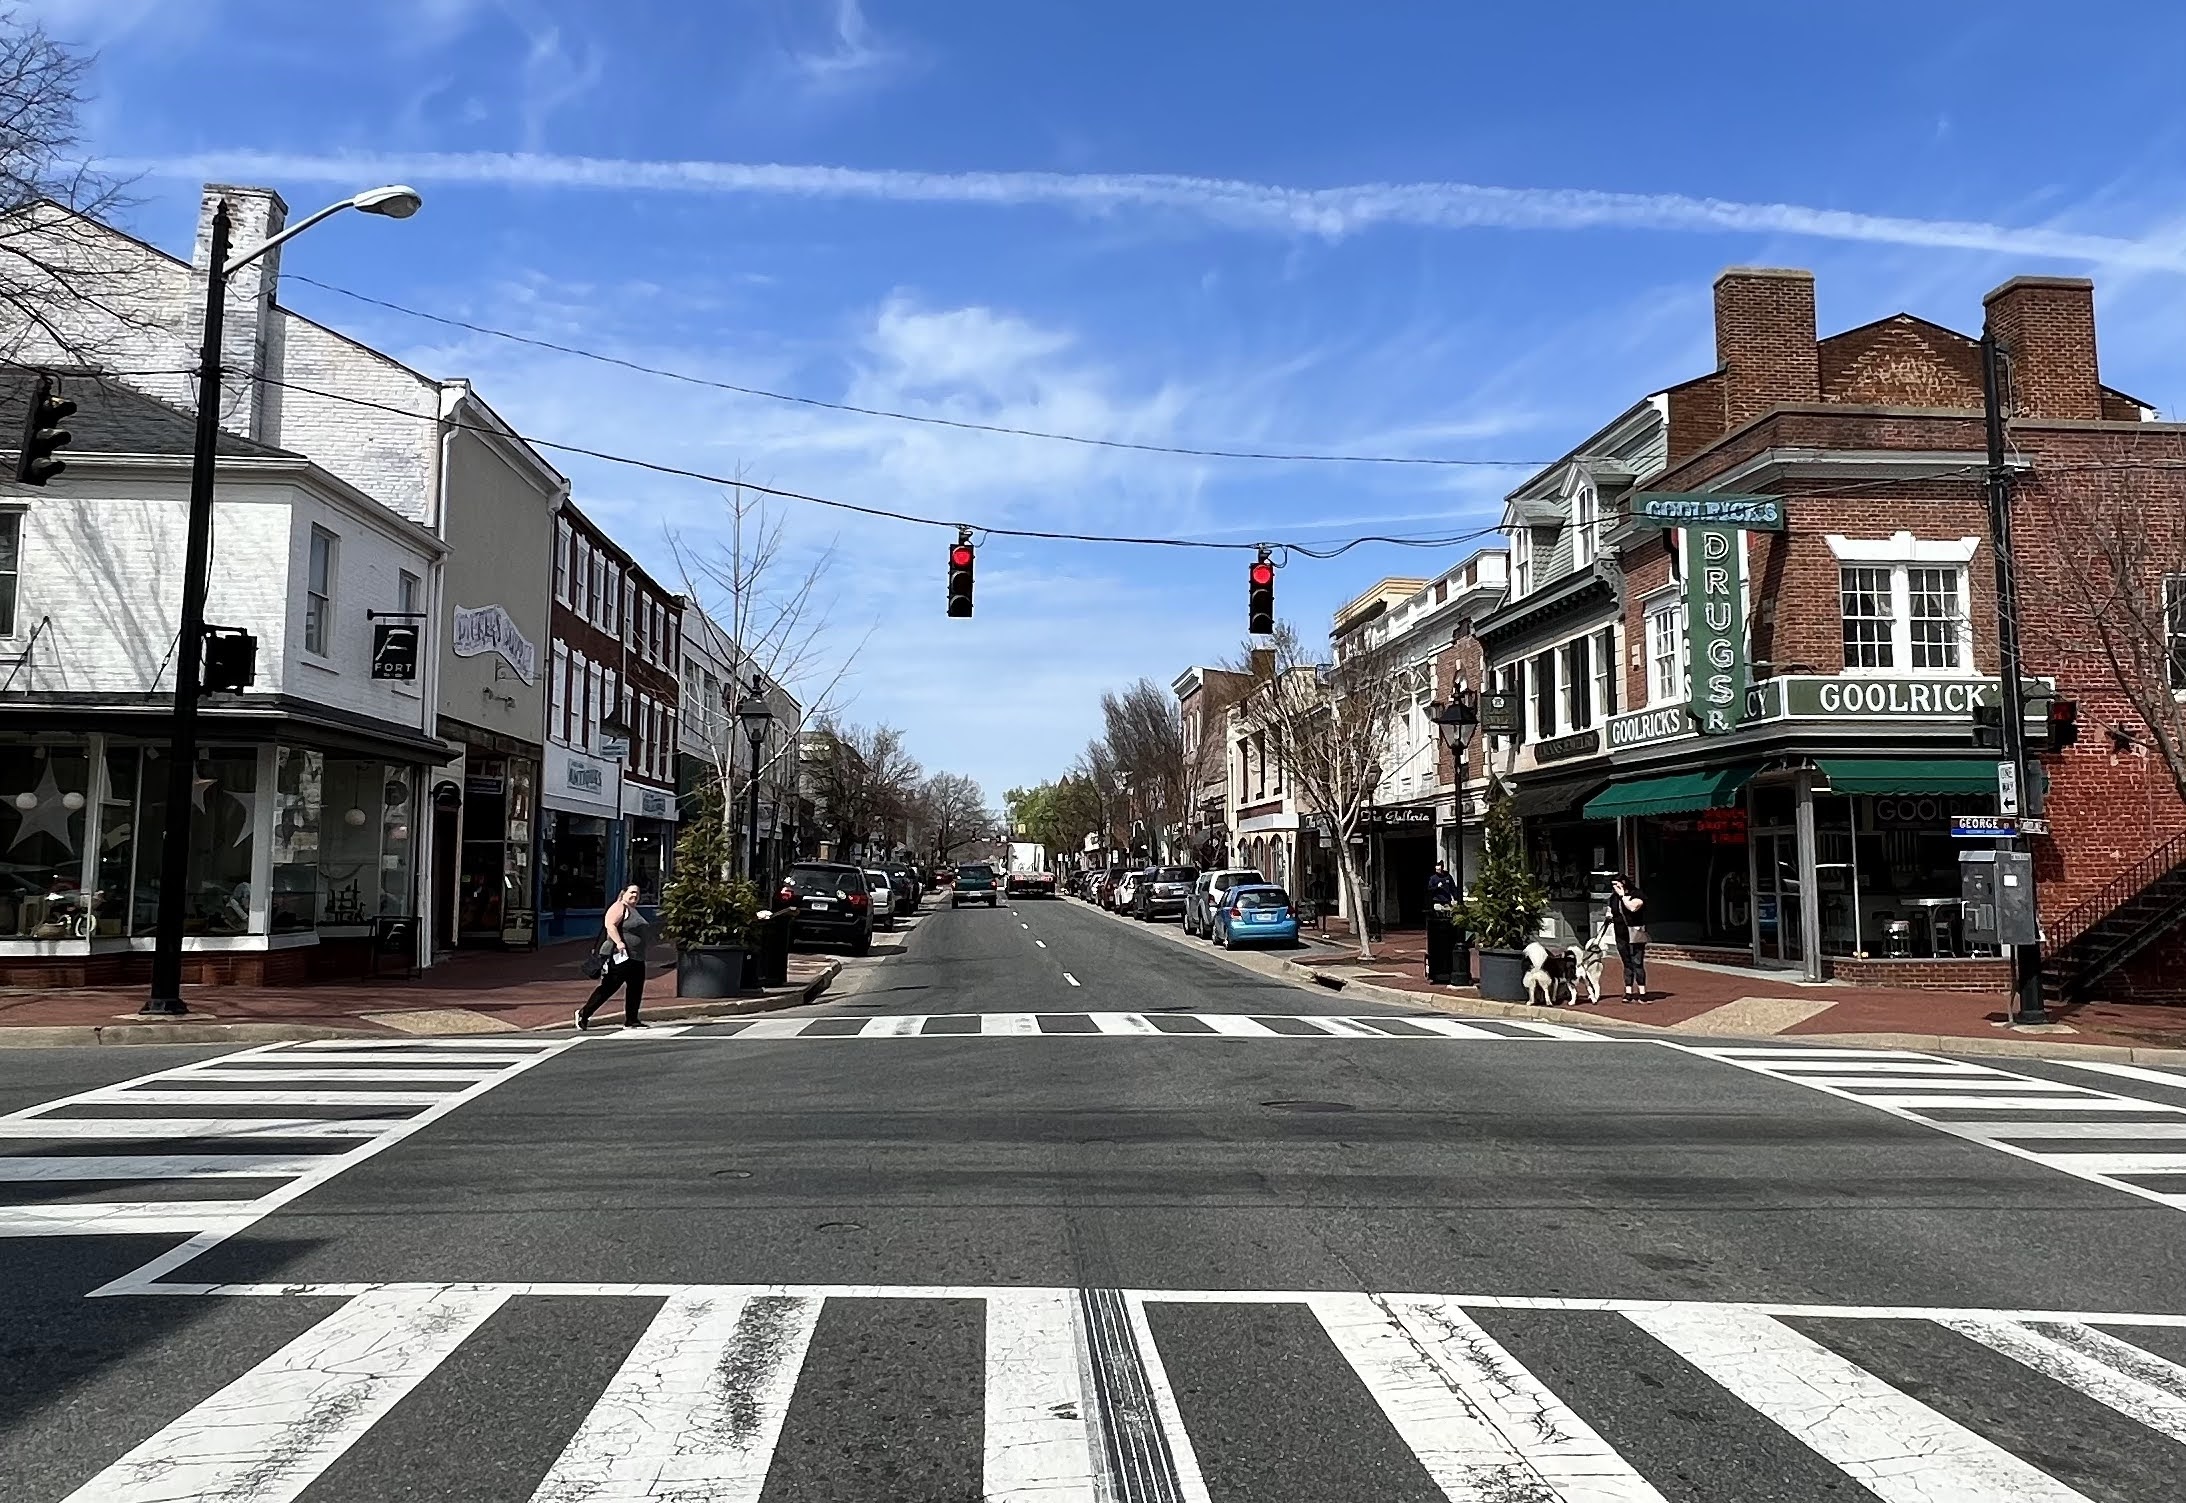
[1583,267,2185,997]
[541,503,683,939]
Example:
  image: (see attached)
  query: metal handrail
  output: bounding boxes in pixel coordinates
[2047,826,2186,958]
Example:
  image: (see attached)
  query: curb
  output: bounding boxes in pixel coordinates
[0,960,845,1049]
[1068,897,2186,1066]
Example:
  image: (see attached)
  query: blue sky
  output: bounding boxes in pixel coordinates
[33,0,2186,806]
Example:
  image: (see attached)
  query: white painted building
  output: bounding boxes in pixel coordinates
[1,183,567,965]
[0,367,444,985]
[677,610,800,879]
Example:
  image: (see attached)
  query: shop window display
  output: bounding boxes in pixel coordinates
[127,746,260,935]
[270,748,323,933]
[0,743,91,938]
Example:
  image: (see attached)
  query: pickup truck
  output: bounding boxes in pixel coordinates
[951,862,1000,907]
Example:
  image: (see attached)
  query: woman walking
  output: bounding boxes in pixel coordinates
[577,884,652,1030]
[1607,875,1650,1003]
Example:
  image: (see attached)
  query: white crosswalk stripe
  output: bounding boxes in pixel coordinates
[0,1038,570,1239]
[674,1011,1608,1041]
[1689,1044,2186,1212]
[51,1283,2186,1502]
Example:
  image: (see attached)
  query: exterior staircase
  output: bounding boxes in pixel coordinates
[2043,829,2186,1002]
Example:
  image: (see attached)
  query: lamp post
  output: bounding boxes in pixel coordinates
[144,185,422,1016]
[1431,689,1480,983]
[734,676,775,885]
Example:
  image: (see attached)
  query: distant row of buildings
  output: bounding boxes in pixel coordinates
[1171,267,2186,1002]
[0,182,810,985]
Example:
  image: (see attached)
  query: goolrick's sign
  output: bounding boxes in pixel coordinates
[1607,677,2051,751]
[451,604,538,686]
[1629,492,1787,531]
[1629,493,1786,738]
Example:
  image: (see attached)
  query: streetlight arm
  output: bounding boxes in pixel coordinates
[222,199,351,278]
[222,186,421,278]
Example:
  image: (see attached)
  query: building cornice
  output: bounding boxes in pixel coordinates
[56,452,448,556]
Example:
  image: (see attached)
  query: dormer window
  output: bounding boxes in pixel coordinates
[1511,527,1534,597]
[1571,480,1599,568]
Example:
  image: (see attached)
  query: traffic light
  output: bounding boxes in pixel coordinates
[201,628,258,694]
[946,533,975,618]
[16,373,76,486]
[1248,549,1275,635]
[2045,698,2080,750]
[1971,702,2004,749]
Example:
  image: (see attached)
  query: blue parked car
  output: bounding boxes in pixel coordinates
[1213,884,1299,949]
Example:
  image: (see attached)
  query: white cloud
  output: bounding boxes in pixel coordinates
[116,148,2186,273]
[784,0,903,93]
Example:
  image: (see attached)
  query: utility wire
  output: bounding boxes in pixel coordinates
[250,369,1506,555]
[287,274,1557,470]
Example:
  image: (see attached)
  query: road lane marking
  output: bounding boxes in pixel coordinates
[980,1013,1043,1036]
[1035,939,1048,948]
[1625,1306,2095,1503]
[1196,1014,1278,1036]
[0,1117,385,1140]
[84,1089,465,1107]
[0,1201,261,1236]
[1120,1292,1212,1503]
[532,1290,820,1502]
[859,1014,928,1036]
[1064,974,1081,987]
[985,1290,1099,1502]
[62,1286,507,1503]
[1320,1293,1667,1501]
[2054,1059,2186,1093]
[1089,1013,1160,1034]
[0,1153,333,1181]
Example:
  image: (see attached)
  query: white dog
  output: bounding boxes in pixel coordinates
[1523,928,1610,1007]
[1521,941,1560,1007]
[1562,927,1609,1006]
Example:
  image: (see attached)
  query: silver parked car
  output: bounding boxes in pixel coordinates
[1185,867,1266,937]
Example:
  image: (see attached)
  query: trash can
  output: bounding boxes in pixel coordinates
[1425,919,1454,984]
[758,907,794,987]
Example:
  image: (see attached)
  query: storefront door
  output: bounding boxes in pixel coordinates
[1751,827,1804,966]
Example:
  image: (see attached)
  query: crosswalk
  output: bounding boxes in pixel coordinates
[0,1036,571,1238]
[48,1280,2186,1501]
[1689,1045,2186,1212]
[669,1011,1606,1040]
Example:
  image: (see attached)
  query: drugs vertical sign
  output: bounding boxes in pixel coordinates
[1686,526,1743,735]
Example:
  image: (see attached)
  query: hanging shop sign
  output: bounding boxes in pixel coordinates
[450,604,538,685]
[1358,804,1436,834]
[1686,525,1745,736]
[1628,492,1787,532]
[1479,690,1524,735]
[371,623,420,681]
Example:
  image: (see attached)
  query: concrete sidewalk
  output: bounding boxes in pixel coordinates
[0,937,842,1046]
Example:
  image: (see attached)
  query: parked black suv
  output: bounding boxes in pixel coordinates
[1132,865,1201,921]
[778,862,875,954]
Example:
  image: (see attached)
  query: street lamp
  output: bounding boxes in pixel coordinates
[144,185,422,1016]
[734,676,775,884]
[1430,688,1480,983]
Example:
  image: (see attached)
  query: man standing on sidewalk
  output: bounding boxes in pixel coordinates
[1426,861,1461,984]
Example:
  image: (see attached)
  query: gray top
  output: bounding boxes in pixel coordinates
[612,904,652,963]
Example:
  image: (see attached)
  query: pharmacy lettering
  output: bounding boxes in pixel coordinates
[451,604,538,686]
[1687,526,1745,736]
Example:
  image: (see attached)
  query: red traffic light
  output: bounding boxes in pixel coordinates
[950,544,974,568]
[1249,561,1274,586]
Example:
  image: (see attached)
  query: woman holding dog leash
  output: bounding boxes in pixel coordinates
[1608,876,1650,1003]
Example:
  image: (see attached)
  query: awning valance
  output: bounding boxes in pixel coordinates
[1582,764,1759,821]
[1505,781,1607,822]
[1817,757,1996,796]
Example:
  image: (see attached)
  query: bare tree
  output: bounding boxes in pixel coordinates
[670,485,871,871]
[915,771,993,864]
[0,12,151,360]
[2021,443,2186,808]
[1100,679,1186,858]
[807,719,923,859]
[1070,738,1126,858]
[1229,621,1408,959]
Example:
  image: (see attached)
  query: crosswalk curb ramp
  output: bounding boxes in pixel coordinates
[50,1280,2186,1501]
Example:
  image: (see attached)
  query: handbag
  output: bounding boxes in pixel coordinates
[581,934,614,979]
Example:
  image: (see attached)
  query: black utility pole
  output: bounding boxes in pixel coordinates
[1981,325,2048,1025]
[144,200,232,1016]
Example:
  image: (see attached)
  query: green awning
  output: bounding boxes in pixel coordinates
[1818,758,1996,796]
[1582,764,1759,820]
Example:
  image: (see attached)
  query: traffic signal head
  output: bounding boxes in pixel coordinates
[16,374,76,487]
[2046,697,2080,749]
[946,538,975,618]
[1971,701,2004,749]
[200,628,258,694]
[1248,552,1275,635]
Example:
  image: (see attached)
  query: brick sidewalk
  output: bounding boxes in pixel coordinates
[1294,929,2186,1053]
[0,937,839,1040]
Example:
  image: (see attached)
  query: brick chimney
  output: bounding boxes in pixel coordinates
[1714,267,1820,428]
[192,184,288,443]
[1982,276,2101,421]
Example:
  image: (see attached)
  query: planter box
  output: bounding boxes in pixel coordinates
[1476,947,1528,1002]
[676,945,746,999]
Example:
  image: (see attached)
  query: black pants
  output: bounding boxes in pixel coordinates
[580,956,645,1026]
[1619,943,1647,991]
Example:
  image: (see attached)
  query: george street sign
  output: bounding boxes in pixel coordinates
[1951,814,2018,839]
[1628,492,1787,531]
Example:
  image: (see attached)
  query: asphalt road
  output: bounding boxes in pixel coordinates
[5,891,2186,1501]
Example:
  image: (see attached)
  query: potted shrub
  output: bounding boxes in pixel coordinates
[1457,790,1549,1002]
[660,794,759,999]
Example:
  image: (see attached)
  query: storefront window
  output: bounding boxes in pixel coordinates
[627,820,666,903]
[1634,806,1749,946]
[319,759,383,926]
[381,770,416,917]
[504,758,536,945]
[270,747,322,933]
[549,812,610,911]
[129,746,260,935]
[93,747,139,937]
[1845,793,1994,957]
[0,742,91,939]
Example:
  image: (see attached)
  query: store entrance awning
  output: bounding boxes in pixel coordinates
[1505,781,1606,822]
[1818,758,1995,795]
[1582,764,1759,820]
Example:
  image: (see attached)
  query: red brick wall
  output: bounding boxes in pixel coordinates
[1666,373,1726,465]
[1817,317,1984,408]
[1984,277,2102,421]
[1824,956,2012,994]
[1715,268,1819,428]
[1435,636,1487,786]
